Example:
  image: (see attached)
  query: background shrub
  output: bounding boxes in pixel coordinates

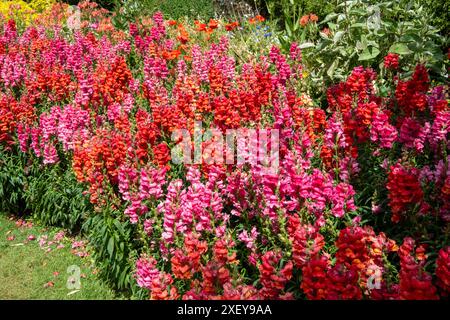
[255,0,335,22]
[420,0,449,36]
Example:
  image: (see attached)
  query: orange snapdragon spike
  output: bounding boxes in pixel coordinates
[249,15,265,24]
[194,20,207,32]
[309,14,318,23]
[225,21,239,31]
[208,19,218,30]
[163,50,181,61]
[177,32,189,44]
[167,19,177,26]
[300,15,309,26]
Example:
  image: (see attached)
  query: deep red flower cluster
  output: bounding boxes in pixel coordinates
[300,226,399,300]
[395,64,430,115]
[384,53,399,70]
[436,246,450,296]
[386,163,424,223]
[398,238,438,300]
[291,222,324,268]
[258,251,294,299]
[171,233,207,280]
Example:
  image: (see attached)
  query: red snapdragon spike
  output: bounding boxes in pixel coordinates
[387,163,424,223]
[258,251,293,299]
[398,238,439,300]
[384,53,399,70]
[436,246,450,296]
[395,64,430,116]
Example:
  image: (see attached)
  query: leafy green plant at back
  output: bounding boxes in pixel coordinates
[297,0,447,100]
[254,0,335,51]
[112,0,215,29]
[256,0,336,23]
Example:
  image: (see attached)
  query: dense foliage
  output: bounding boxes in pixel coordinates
[0,1,448,299]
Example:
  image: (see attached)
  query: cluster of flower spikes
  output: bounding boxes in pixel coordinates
[258,250,294,299]
[324,66,397,171]
[0,94,36,148]
[170,233,208,280]
[135,255,179,300]
[117,163,166,223]
[386,162,424,223]
[435,246,450,297]
[287,91,326,143]
[289,215,324,269]
[395,64,430,116]
[395,82,448,154]
[398,237,439,300]
[72,129,131,205]
[143,233,258,300]
[137,31,274,136]
[300,225,399,300]
[91,56,133,108]
[225,140,358,230]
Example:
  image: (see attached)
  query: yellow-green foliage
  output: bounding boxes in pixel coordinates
[0,0,54,23]
[28,0,54,12]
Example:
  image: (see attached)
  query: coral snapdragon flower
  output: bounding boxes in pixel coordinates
[225,21,239,31]
[249,15,265,24]
[194,20,207,32]
[300,13,318,26]
[208,19,218,30]
[300,15,310,26]
[167,20,177,26]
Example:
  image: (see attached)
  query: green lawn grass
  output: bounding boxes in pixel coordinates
[0,214,118,300]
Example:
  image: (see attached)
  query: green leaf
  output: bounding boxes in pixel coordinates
[358,47,380,60]
[351,23,366,28]
[113,220,125,237]
[285,23,292,37]
[327,59,339,78]
[389,43,412,55]
[333,31,345,43]
[337,14,346,23]
[107,237,114,257]
[320,13,339,25]
[299,42,315,49]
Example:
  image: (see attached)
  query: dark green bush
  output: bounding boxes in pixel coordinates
[82,207,144,295]
[420,0,449,36]
[117,0,214,22]
[0,146,27,215]
[255,0,336,23]
[23,161,90,232]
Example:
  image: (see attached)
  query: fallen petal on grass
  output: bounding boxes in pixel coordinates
[67,290,80,296]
